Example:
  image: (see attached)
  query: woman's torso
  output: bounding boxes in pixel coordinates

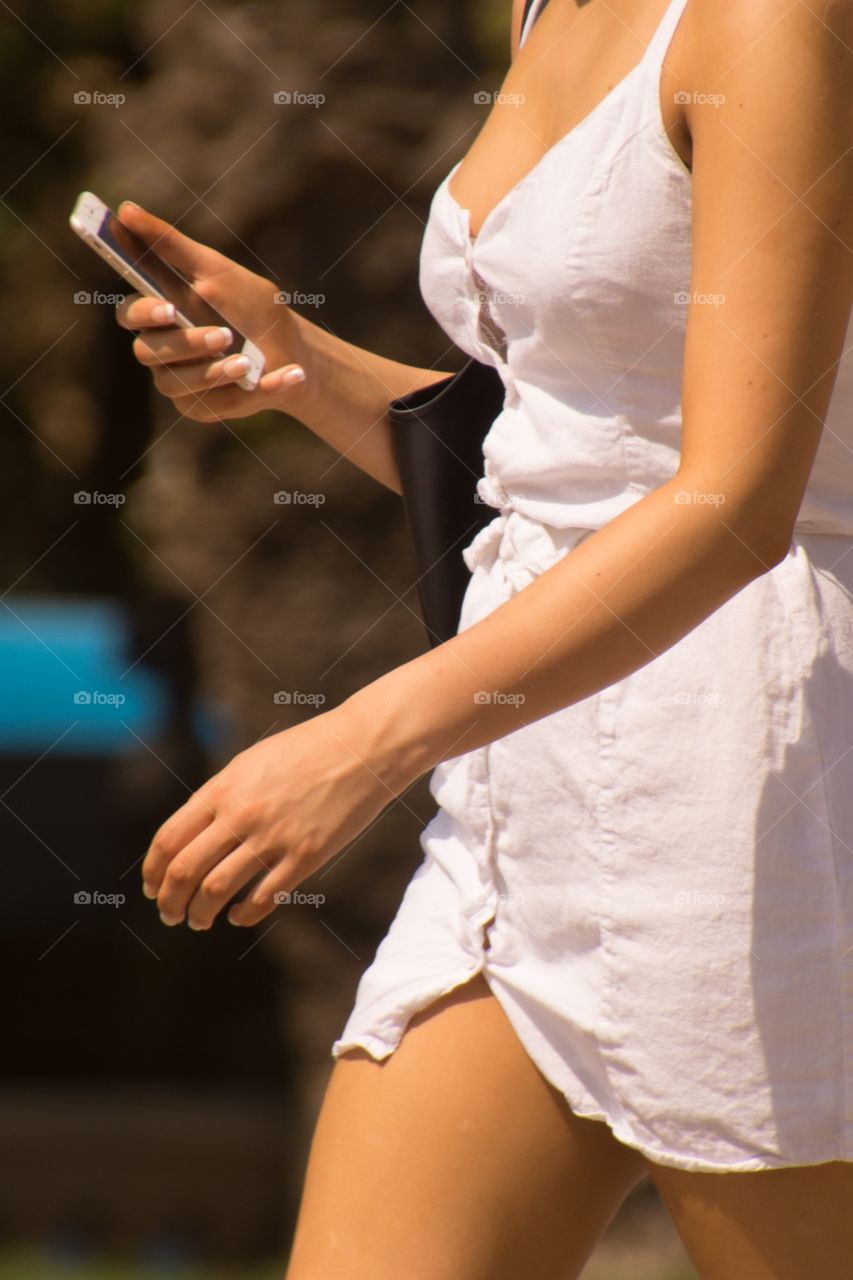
[418,0,853,535]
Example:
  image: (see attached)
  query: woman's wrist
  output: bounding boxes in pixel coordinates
[264,307,323,418]
[287,312,439,426]
[332,662,440,799]
[270,308,456,492]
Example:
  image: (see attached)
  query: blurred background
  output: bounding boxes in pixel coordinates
[0,1,697,1276]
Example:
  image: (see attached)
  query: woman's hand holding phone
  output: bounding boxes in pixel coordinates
[114,202,311,421]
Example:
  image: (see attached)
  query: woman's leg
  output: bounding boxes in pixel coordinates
[284,972,650,1280]
[648,1158,853,1280]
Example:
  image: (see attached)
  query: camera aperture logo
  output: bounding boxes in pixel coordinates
[273,890,325,906]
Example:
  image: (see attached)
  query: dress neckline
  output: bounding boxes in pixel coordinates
[445,62,645,251]
[444,0,689,252]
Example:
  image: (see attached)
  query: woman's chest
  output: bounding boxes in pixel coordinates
[419,105,693,379]
[449,0,694,243]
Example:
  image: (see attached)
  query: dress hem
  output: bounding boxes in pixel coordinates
[330,961,851,1177]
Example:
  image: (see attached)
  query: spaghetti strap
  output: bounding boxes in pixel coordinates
[522,0,690,62]
[519,0,549,48]
[643,0,691,70]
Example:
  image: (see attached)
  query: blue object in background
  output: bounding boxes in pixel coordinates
[0,593,170,755]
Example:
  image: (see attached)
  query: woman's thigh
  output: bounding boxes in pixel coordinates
[284,972,650,1280]
[649,1158,853,1280]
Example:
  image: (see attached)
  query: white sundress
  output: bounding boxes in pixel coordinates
[331,0,853,1174]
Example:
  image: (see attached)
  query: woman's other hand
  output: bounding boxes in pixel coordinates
[140,698,414,931]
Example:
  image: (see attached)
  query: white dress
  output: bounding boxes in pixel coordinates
[331,0,853,1174]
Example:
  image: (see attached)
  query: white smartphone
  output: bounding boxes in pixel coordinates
[69,191,264,391]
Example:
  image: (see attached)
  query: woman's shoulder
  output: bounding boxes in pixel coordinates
[679,0,851,153]
[685,0,852,74]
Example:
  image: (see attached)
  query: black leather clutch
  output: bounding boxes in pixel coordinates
[388,357,506,647]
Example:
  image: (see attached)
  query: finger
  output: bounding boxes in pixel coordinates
[156,818,242,926]
[258,364,308,396]
[149,353,257,399]
[116,293,179,331]
[117,201,228,282]
[142,792,217,894]
[132,324,234,367]
[167,365,309,423]
[227,862,300,929]
[185,843,275,932]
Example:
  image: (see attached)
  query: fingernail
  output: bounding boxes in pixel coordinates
[141,881,157,900]
[223,355,250,376]
[187,920,207,932]
[152,302,175,323]
[204,326,232,350]
[159,912,179,927]
[277,365,306,389]
[120,201,140,212]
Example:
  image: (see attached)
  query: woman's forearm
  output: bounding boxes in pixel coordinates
[337,473,787,792]
[291,311,454,494]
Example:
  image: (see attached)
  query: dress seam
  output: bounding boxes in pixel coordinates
[767,553,849,1153]
[591,679,628,1129]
